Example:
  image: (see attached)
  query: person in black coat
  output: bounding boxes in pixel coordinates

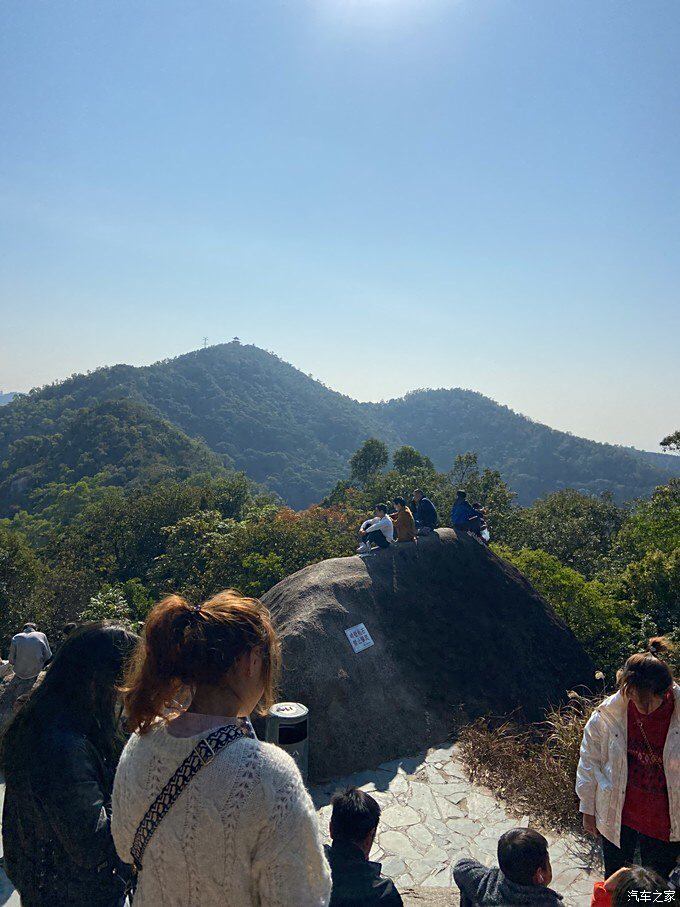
[325,787,403,906]
[1,622,137,907]
[411,489,438,535]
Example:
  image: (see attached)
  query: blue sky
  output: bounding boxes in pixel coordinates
[1,0,678,452]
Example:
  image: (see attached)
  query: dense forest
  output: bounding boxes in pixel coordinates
[0,342,676,511]
[1,433,678,687]
[0,399,226,516]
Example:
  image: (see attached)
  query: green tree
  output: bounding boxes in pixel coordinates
[496,546,632,680]
[349,439,389,487]
[79,585,132,624]
[611,479,680,564]
[150,510,236,600]
[392,446,434,473]
[505,489,627,578]
[448,452,480,488]
[0,526,43,649]
[619,548,680,633]
[660,430,680,452]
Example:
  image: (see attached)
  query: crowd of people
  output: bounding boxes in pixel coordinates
[356,488,489,554]
[0,591,678,905]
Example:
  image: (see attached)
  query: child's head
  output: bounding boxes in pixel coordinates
[330,787,381,857]
[610,867,669,906]
[498,828,551,887]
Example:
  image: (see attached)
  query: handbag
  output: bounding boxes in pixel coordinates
[130,720,255,872]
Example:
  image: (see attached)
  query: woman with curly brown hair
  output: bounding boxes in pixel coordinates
[111,590,330,907]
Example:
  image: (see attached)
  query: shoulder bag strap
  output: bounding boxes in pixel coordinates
[130,720,255,872]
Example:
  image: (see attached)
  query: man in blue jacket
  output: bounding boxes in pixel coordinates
[450,489,482,536]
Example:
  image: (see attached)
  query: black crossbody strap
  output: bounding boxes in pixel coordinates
[131,721,254,871]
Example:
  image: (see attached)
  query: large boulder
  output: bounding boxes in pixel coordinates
[262,529,594,781]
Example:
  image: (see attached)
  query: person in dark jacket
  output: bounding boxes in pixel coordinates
[326,787,403,906]
[411,489,438,535]
[454,828,563,906]
[1,622,137,907]
[450,489,482,535]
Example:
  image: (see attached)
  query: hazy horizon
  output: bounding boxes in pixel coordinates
[2,1,678,452]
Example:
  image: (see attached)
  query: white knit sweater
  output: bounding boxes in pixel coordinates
[111,722,331,907]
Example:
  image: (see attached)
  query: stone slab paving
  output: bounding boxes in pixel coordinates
[311,742,601,907]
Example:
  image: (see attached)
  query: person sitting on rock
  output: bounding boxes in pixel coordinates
[357,505,394,553]
[472,502,491,543]
[411,489,438,535]
[453,828,563,905]
[326,787,403,906]
[390,497,416,543]
[450,489,482,536]
[0,623,53,735]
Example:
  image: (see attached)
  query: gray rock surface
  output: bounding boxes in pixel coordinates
[264,529,594,779]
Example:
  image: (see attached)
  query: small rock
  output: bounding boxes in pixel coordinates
[408,823,434,848]
[446,817,482,838]
[433,796,466,820]
[379,830,422,860]
[382,804,421,828]
[425,745,456,764]
[422,865,452,888]
[382,856,406,879]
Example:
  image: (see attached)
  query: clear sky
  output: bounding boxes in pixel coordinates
[1,0,678,452]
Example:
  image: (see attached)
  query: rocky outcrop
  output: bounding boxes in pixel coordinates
[262,530,594,781]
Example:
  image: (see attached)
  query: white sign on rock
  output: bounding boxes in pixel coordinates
[344,623,374,654]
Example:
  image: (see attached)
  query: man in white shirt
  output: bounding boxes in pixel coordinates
[0,624,52,734]
[9,623,52,682]
[357,505,394,554]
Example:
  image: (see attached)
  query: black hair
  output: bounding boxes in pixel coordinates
[413,489,423,496]
[62,622,78,637]
[457,489,467,498]
[330,787,381,844]
[22,623,37,632]
[2,622,137,772]
[498,828,549,886]
[611,867,669,906]
[375,503,388,515]
[394,496,407,507]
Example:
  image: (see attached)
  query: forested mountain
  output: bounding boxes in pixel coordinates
[372,390,679,504]
[0,392,17,406]
[0,342,676,513]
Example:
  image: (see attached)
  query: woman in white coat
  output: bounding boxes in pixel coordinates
[576,638,680,878]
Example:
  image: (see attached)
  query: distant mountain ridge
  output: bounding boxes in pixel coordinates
[0,392,17,406]
[0,342,676,513]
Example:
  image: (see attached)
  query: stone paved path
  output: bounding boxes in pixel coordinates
[0,745,600,907]
[311,742,601,907]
